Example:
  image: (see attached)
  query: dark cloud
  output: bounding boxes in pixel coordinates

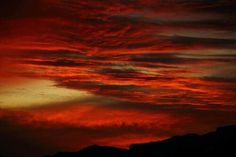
[169,35,236,49]
[2,0,235,54]
[128,52,236,64]
[0,0,49,19]
[23,59,92,67]
[112,13,236,31]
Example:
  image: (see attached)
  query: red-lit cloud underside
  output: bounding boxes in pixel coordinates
[0,0,236,157]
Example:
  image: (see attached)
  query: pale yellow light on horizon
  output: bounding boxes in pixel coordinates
[0,77,90,108]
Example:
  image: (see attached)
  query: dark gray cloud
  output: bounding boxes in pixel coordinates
[169,35,236,49]
[0,0,49,19]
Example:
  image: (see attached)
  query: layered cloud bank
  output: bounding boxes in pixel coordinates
[0,0,236,157]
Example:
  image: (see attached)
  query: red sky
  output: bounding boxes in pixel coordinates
[0,0,236,157]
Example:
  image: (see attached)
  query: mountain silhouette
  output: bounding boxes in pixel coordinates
[47,125,236,157]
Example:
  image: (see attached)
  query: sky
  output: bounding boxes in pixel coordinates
[0,0,236,157]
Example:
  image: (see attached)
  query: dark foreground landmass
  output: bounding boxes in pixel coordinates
[46,125,236,157]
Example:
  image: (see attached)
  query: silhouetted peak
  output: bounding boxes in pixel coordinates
[46,125,236,157]
[217,125,236,133]
[162,133,200,143]
[52,145,128,157]
[129,133,200,151]
[79,145,127,154]
[80,145,101,151]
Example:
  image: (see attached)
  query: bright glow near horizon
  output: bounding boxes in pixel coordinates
[0,78,90,108]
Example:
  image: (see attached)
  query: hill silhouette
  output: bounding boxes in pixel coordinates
[47,125,236,157]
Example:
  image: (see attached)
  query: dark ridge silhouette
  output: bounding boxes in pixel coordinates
[46,125,236,157]
[47,146,128,157]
